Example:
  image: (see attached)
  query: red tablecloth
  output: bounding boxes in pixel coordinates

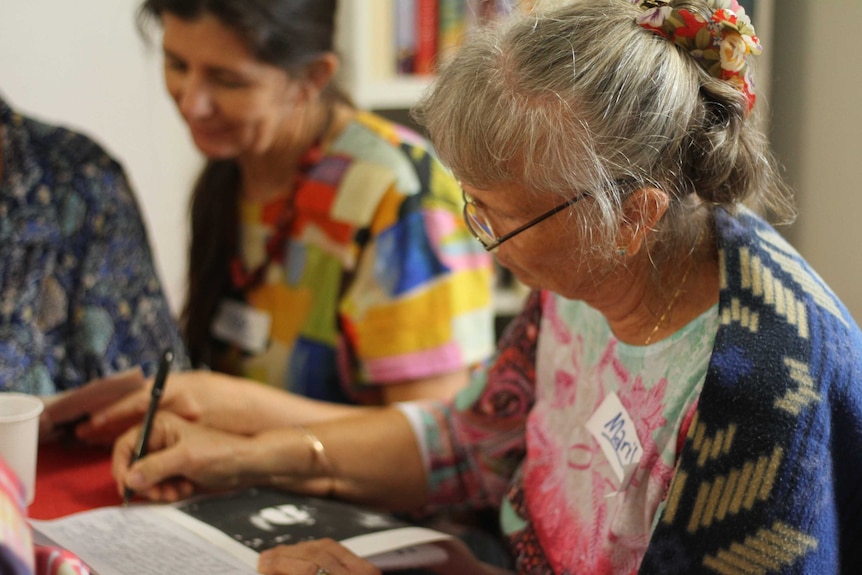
[27,441,119,520]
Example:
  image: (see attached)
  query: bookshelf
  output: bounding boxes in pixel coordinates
[335,0,772,112]
[335,0,435,110]
[334,0,522,111]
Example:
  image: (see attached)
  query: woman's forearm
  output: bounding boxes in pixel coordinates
[241,407,429,511]
[191,371,370,434]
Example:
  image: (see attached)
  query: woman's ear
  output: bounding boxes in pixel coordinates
[299,53,339,99]
[618,187,669,257]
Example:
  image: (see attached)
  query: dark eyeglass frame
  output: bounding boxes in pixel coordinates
[461,188,588,252]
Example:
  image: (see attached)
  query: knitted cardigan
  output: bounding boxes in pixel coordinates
[640,207,862,573]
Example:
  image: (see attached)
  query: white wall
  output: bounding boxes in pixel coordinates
[771,1,862,322]
[0,0,201,314]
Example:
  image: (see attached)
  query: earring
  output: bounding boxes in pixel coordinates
[617,247,627,256]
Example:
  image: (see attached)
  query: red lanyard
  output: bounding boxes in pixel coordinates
[229,143,323,293]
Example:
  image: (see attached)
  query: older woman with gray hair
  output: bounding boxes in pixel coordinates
[111,1,862,573]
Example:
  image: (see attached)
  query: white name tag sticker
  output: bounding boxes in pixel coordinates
[211,299,272,354]
[585,391,644,491]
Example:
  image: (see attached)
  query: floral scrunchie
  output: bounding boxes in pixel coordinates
[633,0,762,112]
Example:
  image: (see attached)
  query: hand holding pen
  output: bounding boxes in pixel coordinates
[122,348,173,505]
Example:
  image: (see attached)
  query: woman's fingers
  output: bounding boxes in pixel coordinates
[112,411,257,502]
[257,539,381,575]
[111,412,202,500]
[82,371,207,443]
[79,388,153,443]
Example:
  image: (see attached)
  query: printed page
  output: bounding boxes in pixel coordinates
[30,506,258,575]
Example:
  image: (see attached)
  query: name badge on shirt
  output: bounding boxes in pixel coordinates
[585,391,644,491]
[211,299,272,354]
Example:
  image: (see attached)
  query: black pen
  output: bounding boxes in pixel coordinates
[122,348,174,506]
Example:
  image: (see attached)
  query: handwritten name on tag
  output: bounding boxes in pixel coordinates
[211,299,272,354]
[585,392,644,490]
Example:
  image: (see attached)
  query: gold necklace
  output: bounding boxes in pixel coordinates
[642,230,703,346]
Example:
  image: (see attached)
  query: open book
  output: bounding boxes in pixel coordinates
[30,487,452,574]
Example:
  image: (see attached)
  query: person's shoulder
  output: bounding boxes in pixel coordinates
[716,206,862,360]
[329,111,451,199]
[1,101,119,171]
[336,111,438,164]
[25,116,122,174]
[354,111,431,149]
[22,116,138,215]
[716,207,841,309]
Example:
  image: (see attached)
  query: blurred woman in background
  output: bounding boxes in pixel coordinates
[83,0,496,440]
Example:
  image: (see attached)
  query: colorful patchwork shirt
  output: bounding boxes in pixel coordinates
[0,95,187,394]
[216,111,495,403]
[409,207,862,574]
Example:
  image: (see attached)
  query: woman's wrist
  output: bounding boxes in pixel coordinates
[294,425,336,498]
[226,429,290,487]
[237,427,336,496]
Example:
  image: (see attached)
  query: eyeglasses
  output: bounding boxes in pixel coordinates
[461,188,587,252]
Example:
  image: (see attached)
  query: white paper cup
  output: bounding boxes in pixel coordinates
[0,393,44,505]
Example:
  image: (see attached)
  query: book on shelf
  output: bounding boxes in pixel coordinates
[30,487,452,575]
[391,0,531,77]
[395,0,417,75]
[369,0,397,80]
[414,0,439,75]
[466,0,518,26]
[438,0,468,68]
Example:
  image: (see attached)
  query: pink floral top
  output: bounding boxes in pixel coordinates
[406,290,718,573]
[0,457,90,575]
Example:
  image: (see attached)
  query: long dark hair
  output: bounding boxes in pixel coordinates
[137,0,347,367]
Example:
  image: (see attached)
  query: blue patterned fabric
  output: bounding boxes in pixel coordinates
[0,95,187,394]
[641,207,862,574]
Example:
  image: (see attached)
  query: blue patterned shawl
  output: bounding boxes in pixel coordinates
[641,207,862,574]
